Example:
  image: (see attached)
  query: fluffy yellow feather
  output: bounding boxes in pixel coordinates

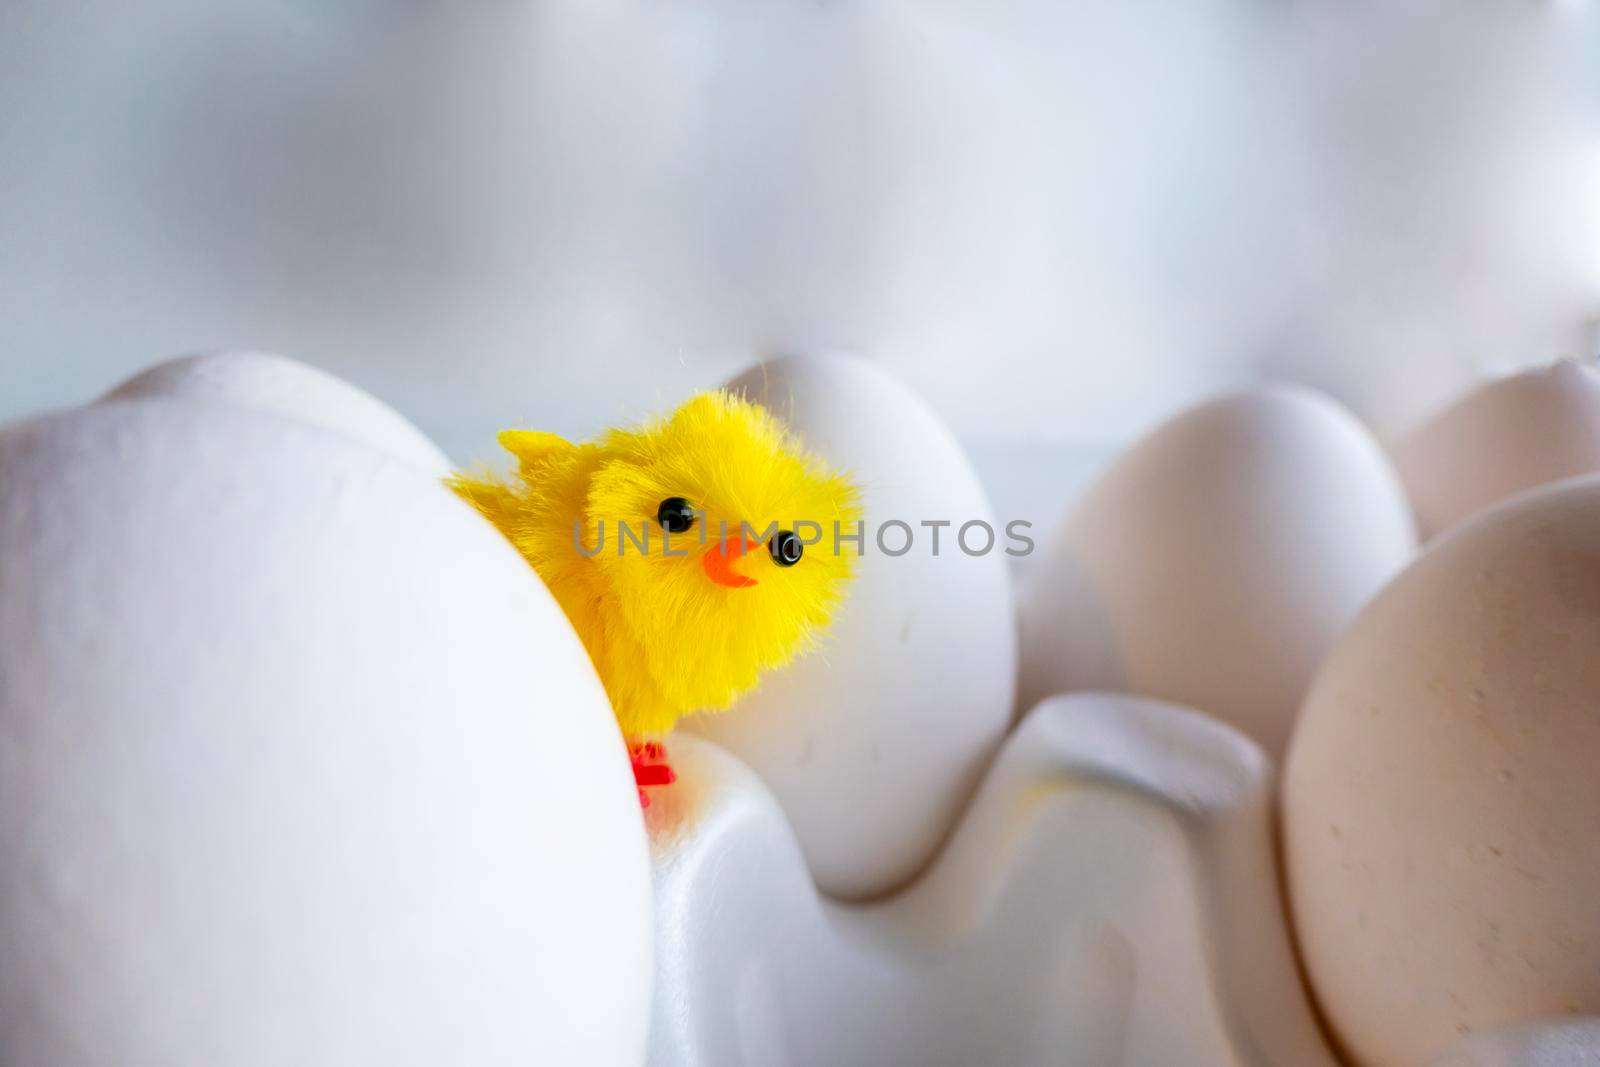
[448,391,860,779]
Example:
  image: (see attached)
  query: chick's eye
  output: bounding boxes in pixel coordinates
[769,530,803,567]
[657,497,696,534]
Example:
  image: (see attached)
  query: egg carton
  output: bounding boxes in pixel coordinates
[648,693,1600,1067]
[646,691,1335,1067]
[2,351,1597,1067]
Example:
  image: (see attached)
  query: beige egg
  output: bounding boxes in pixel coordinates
[1019,386,1416,759]
[1394,359,1600,541]
[1283,476,1600,1067]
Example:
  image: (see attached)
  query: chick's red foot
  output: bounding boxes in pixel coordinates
[629,741,676,809]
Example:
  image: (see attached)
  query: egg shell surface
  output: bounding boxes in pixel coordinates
[0,390,651,1066]
[683,355,1016,900]
[1018,385,1416,759]
[1284,476,1600,1067]
[101,349,452,475]
[1394,359,1600,541]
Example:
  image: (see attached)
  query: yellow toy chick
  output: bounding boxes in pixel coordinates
[448,391,860,804]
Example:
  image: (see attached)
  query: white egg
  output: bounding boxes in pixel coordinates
[102,350,452,475]
[1284,476,1600,1067]
[1019,386,1415,760]
[1393,358,1600,541]
[0,387,651,1065]
[681,355,1016,900]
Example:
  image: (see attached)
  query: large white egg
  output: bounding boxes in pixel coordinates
[0,382,651,1065]
[1284,476,1600,1067]
[682,355,1016,900]
[1019,386,1415,760]
[102,350,452,475]
[1393,358,1600,541]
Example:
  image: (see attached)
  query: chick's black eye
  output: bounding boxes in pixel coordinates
[657,497,696,534]
[769,530,803,567]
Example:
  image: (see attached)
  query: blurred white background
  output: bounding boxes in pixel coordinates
[2,0,1597,528]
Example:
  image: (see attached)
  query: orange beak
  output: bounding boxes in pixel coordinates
[702,536,760,589]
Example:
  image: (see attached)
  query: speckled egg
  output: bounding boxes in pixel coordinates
[1284,476,1600,1067]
